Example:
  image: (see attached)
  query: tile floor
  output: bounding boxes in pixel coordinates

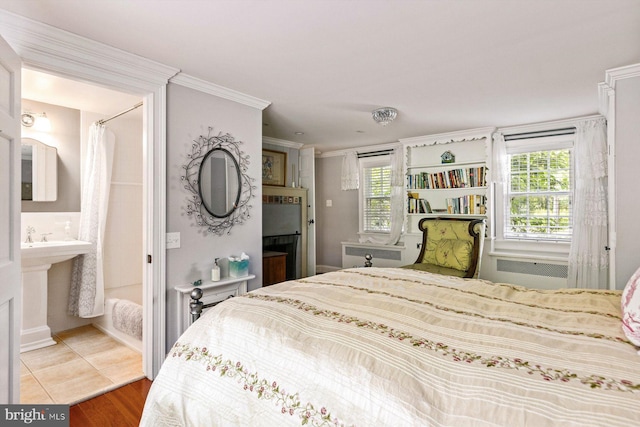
[20,325,144,405]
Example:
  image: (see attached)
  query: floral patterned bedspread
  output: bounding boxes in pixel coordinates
[140,268,640,426]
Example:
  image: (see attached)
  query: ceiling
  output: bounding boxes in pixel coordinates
[3,0,639,153]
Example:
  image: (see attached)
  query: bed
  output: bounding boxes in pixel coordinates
[140,267,640,426]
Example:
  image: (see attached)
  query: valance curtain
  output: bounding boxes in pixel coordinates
[568,117,608,289]
[69,123,115,317]
[341,152,359,190]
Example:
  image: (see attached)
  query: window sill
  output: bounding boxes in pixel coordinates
[357,231,389,239]
[489,238,569,262]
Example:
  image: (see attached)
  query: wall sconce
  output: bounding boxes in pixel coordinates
[21,112,51,132]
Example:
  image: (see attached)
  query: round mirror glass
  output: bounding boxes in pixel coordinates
[198,148,241,218]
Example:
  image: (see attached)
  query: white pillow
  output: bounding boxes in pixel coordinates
[622,266,640,347]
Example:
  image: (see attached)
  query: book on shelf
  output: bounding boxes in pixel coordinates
[407,193,432,214]
[407,166,486,189]
[445,194,486,215]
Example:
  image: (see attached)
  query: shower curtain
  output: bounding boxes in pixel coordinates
[69,123,115,318]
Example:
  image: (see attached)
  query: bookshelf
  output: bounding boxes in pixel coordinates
[401,128,494,235]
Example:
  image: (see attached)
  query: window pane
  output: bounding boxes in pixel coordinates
[509,196,528,215]
[511,173,527,192]
[363,164,391,233]
[529,171,548,191]
[505,147,572,240]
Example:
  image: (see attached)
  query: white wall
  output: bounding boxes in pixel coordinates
[614,74,640,289]
[165,83,263,350]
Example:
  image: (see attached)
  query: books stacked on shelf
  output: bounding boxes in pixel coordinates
[445,194,486,215]
[407,193,432,214]
[407,166,486,189]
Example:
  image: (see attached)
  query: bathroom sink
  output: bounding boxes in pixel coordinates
[20,239,94,352]
[21,240,93,268]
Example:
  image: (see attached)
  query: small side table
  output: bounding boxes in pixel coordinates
[263,251,287,286]
[175,274,255,334]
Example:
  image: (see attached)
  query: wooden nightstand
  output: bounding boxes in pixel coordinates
[263,251,287,286]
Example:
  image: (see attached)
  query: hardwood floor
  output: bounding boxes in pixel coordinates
[69,378,152,427]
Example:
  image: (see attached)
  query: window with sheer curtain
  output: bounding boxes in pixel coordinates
[360,158,392,233]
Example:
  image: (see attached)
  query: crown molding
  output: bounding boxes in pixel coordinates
[0,9,179,92]
[262,136,303,149]
[170,73,271,111]
[599,63,640,117]
[604,63,640,89]
[597,82,614,117]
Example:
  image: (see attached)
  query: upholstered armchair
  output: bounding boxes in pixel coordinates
[403,217,485,278]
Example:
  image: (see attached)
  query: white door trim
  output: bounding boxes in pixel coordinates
[299,147,316,276]
[0,10,180,378]
[599,63,640,290]
[0,32,22,404]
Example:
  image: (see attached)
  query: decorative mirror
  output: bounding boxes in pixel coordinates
[198,148,241,217]
[182,127,255,235]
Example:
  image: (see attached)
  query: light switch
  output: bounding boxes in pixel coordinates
[166,232,181,249]
[326,199,333,207]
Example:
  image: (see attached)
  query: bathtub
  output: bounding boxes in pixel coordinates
[93,298,142,353]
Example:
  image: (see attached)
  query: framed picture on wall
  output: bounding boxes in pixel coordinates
[262,149,287,186]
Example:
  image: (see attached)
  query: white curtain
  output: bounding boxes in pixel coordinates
[359,147,404,245]
[341,152,359,190]
[567,117,608,289]
[69,123,115,317]
[493,132,509,228]
[493,133,509,186]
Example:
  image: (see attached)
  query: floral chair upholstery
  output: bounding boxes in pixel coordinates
[402,217,485,278]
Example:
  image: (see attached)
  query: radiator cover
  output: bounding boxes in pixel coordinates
[496,259,568,278]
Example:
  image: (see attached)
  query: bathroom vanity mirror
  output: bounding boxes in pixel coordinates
[21,137,58,201]
[198,148,241,218]
[183,127,255,235]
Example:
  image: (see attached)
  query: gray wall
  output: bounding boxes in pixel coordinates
[315,155,359,269]
[614,75,640,289]
[166,83,263,348]
[21,100,81,213]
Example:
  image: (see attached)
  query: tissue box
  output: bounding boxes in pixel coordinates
[229,259,249,278]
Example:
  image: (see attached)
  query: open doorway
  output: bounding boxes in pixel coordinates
[20,69,147,404]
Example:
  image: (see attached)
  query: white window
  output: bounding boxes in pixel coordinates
[359,156,392,235]
[501,134,574,242]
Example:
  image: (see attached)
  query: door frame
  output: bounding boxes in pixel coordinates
[299,147,316,276]
[0,31,22,404]
[0,11,180,378]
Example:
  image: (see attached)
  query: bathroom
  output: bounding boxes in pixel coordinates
[20,68,146,404]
